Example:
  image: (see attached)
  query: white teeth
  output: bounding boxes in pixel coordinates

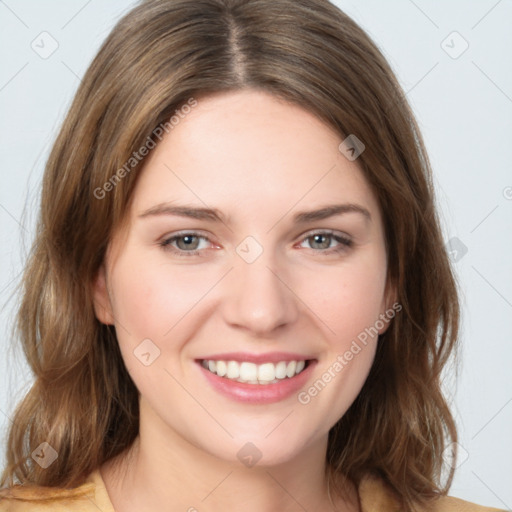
[239,362,258,381]
[226,361,240,379]
[258,362,275,381]
[275,361,287,379]
[201,359,309,384]
[216,360,227,377]
[286,360,297,378]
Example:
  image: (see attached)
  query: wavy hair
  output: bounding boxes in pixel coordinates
[1,1,460,510]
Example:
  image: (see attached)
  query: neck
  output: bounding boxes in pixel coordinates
[100,398,359,512]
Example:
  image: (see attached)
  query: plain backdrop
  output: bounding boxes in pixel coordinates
[0,0,511,508]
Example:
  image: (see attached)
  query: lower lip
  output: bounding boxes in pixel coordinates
[197,360,317,404]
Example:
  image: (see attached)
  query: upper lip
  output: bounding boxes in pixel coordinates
[197,352,315,364]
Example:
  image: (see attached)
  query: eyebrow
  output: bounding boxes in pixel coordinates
[138,202,371,224]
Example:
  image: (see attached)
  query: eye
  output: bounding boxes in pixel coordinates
[159,231,212,257]
[298,230,352,255]
[159,230,353,258]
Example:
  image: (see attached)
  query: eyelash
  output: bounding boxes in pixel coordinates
[159,230,353,257]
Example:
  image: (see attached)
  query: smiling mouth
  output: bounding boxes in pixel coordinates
[199,359,312,385]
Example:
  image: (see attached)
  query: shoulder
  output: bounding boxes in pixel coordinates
[427,496,508,512]
[0,472,105,512]
[358,474,507,512]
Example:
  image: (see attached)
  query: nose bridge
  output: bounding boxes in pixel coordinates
[223,238,298,335]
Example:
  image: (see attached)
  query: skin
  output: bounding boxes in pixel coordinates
[93,89,396,512]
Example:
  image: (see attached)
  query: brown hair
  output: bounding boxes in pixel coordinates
[1,0,460,510]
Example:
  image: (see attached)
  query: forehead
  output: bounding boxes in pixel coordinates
[130,89,381,224]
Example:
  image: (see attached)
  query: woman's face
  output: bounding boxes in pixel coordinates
[94,89,395,466]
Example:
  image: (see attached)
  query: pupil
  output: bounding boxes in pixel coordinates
[180,235,197,250]
[314,234,328,249]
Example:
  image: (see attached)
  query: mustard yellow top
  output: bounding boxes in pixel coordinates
[0,470,506,511]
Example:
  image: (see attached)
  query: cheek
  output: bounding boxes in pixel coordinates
[304,256,387,346]
[109,252,210,342]
[107,252,209,394]
[295,263,385,422]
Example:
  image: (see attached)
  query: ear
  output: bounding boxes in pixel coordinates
[92,265,115,325]
[377,278,399,336]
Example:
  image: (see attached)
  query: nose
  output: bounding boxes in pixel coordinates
[221,252,299,337]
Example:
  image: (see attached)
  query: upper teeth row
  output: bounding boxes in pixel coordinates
[202,359,306,384]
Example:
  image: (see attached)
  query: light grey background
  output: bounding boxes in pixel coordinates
[0,0,511,508]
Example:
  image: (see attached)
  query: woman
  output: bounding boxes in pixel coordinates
[0,0,504,510]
